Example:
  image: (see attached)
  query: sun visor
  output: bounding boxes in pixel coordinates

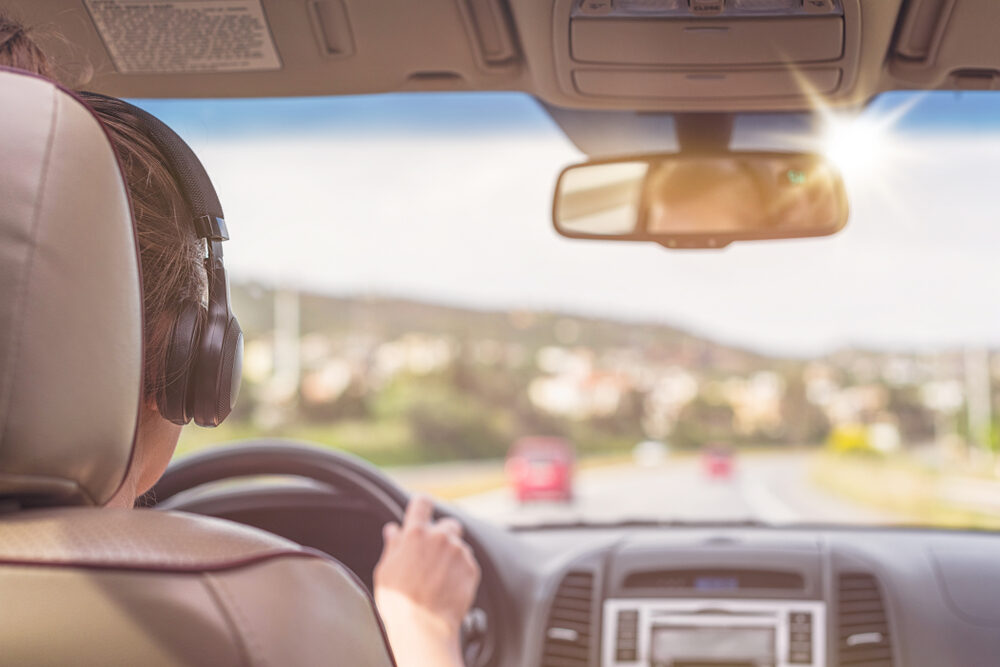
[891,0,1000,90]
[83,0,282,74]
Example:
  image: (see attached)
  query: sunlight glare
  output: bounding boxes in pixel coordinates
[822,114,890,179]
[816,92,924,185]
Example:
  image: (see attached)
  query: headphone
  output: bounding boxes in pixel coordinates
[79,92,243,428]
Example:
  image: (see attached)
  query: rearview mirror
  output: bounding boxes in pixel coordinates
[553,152,848,249]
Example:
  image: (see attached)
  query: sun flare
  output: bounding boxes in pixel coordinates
[821,114,892,179]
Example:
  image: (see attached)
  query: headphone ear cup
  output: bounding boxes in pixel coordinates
[214,318,243,427]
[191,314,243,428]
[158,302,204,425]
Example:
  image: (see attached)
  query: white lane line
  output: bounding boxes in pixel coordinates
[740,471,801,524]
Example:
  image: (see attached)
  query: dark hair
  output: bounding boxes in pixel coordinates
[0,14,207,401]
[0,14,53,79]
[84,96,209,400]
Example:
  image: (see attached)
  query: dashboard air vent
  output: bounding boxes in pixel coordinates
[837,572,894,666]
[541,570,595,667]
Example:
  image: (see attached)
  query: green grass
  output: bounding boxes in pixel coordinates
[176,418,421,466]
[176,418,645,469]
[812,453,1000,531]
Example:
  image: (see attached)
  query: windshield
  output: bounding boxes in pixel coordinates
[149,91,1000,530]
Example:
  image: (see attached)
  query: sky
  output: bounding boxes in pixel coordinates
[133,91,1000,357]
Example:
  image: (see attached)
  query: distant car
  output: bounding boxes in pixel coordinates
[701,444,735,480]
[505,436,575,502]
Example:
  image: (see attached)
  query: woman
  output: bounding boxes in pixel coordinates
[1,16,479,667]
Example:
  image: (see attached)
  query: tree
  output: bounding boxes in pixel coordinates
[673,395,736,449]
[300,380,370,422]
[779,376,830,445]
[406,388,510,460]
[886,386,935,444]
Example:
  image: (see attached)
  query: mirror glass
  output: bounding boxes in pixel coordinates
[554,153,847,247]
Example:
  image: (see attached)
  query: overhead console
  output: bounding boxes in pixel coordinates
[562,0,855,107]
[890,0,1000,90]
[571,2,846,67]
[526,0,906,111]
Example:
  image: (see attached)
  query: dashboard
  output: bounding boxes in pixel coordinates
[536,531,855,667]
[517,526,1000,667]
[158,473,1000,667]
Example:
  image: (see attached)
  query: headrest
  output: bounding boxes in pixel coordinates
[0,68,141,507]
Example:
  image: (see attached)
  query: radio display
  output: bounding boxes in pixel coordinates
[693,576,740,591]
[650,625,775,666]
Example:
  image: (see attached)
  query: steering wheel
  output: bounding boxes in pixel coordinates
[149,440,497,667]
[150,439,408,521]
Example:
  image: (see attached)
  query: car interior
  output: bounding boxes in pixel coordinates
[3,1,1000,666]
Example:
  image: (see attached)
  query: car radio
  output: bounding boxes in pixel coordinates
[602,598,826,667]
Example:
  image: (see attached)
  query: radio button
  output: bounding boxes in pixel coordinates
[615,609,639,660]
[619,0,685,10]
[732,0,797,8]
[803,0,835,13]
[579,0,614,15]
[615,648,637,661]
[788,611,814,664]
[689,0,725,15]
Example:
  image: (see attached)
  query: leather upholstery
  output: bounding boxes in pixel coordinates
[0,509,397,666]
[0,68,140,507]
[0,69,396,666]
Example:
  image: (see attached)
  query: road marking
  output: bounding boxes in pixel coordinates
[740,471,801,524]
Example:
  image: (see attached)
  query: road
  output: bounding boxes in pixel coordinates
[452,451,901,526]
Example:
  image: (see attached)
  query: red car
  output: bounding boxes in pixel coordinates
[701,444,735,480]
[505,437,575,503]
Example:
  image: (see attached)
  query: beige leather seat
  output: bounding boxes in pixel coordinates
[0,68,396,667]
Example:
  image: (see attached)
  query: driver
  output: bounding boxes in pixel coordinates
[1,16,479,667]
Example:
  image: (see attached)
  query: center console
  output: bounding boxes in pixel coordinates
[603,598,825,667]
[597,534,827,667]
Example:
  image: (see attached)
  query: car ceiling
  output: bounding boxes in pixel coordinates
[7,0,1000,154]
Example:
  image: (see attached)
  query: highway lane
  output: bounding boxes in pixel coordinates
[453,451,900,527]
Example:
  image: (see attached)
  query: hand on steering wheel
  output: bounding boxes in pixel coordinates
[374,495,481,667]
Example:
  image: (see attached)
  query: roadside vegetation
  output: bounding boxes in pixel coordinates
[812,437,1000,530]
[178,283,1000,526]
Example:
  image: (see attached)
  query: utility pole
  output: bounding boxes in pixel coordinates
[964,347,993,460]
[254,286,301,430]
[273,287,301,397]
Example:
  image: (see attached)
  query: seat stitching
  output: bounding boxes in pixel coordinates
[202,572,254,667]
[312,551,399,667]
[0,546,321,573]
[0,84,60,447]
[204,570,268,667]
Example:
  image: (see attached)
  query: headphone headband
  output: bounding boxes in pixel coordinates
[79,92,243,427]
[81,92,225,222]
